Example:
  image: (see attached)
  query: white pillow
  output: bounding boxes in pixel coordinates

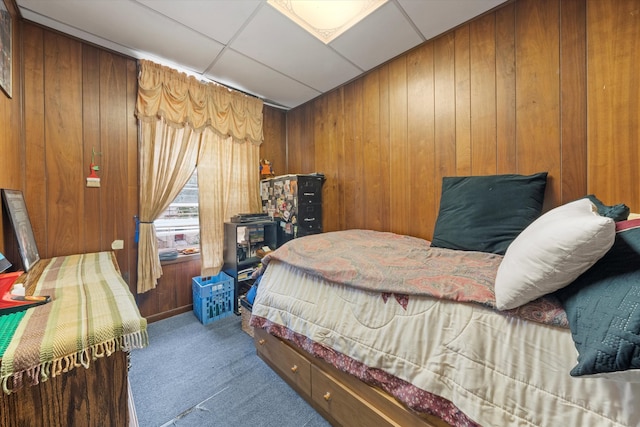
[494,198,615,310]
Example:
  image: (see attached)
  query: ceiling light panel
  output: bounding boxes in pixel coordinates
[267,0,387,44]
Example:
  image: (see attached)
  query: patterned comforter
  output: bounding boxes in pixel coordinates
[258,229,567,327]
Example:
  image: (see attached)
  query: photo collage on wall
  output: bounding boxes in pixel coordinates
[261,175,298,237]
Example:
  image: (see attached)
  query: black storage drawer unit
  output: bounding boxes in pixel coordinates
[298,204,322,233]
[260,173,325,246]
[297,177,323,204]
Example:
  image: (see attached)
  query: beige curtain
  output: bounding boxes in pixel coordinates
[198,131,261,277]
[135,60,263,294]
[137,118,200,294]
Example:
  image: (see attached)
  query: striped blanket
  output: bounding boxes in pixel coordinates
[0,252,148,394]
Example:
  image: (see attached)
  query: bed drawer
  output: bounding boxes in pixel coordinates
[254,328,311,395]
[311,365,396,427]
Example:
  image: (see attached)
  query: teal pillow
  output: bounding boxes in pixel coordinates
[584,194,630,222]
[555,219,640,376]
[431,173,547,255]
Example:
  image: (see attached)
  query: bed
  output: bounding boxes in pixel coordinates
[250,173,640,427]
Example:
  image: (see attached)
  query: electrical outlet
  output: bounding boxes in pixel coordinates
[111,240,124,250]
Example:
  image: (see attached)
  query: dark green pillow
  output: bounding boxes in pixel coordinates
[555,219,640,376]
[584,194,630,222]
[431,172,547,255]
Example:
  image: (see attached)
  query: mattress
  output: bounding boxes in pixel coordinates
[252,259,640,427]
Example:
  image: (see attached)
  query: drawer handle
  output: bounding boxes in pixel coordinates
[323,392,331,401]
[258,339,266,346]
[291,365,298,373]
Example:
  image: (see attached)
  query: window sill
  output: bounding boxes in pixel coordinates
[160,252,201,266]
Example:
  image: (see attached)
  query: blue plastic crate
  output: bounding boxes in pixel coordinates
[192,272,234,325]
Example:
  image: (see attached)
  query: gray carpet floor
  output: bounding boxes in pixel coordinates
[129,311,331,427]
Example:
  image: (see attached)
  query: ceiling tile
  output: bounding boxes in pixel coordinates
[329,1,424,71]
[229,4,364,93]
[19,0,224,73]
[135,0,262,44]
[206,49,321,109]
[398,0,507,40]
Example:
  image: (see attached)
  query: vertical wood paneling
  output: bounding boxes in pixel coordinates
[302,105,316,173]
[44,32,84,256]
[377,65,391,232]
[285,107,300,172]
[288,104,316,174]
[285,107,300,173]
[388,57,409,236]
[454,27,471,177]
[470,14,497,175]
[125,59,139,289]
[495,3,517,173]
[135,289,158,320]
[21,23,140,300]
[587,0,640,209]
[342,79,365,230]
[434,34,456,182]
[100,52,130,271]
[283,0,625,239]
[137,258,201,321]
[261,106,287,176]
[560,0,587,203]
[407,44,435,239]
[0,2,20,193]
[515,0,561,208]
[82,45,102,254]
[314,89,342,232]
[0,1,22,257]
[157,260,177,315]
[333,87,346,233]
[22,25,47,259]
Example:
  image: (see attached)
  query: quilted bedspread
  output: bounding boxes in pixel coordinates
[258,229,567,327]
[252,257,640,427]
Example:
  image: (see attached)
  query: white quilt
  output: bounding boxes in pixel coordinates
[253,260,640,427]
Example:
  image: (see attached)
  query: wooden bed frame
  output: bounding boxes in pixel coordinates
[254,327,451,427]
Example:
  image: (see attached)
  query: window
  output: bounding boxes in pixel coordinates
[156,170,199,250]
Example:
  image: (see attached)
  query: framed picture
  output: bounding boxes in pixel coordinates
[0,0,11,98]
[1,189,40,272]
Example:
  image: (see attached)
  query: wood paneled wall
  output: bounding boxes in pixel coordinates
[21,23,139,290]
[260,106,287,176]
[587,0,640,206]
[281,0,640,241]
[0,0,23,260]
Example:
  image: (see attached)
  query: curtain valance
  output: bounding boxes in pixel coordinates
[136,59,263,145]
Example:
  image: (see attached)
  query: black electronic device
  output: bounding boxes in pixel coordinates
[230,213,270,223]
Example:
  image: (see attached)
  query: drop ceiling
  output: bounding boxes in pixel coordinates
[16,0,506,110]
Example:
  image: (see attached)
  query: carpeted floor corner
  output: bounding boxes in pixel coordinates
[128,311,330,427]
